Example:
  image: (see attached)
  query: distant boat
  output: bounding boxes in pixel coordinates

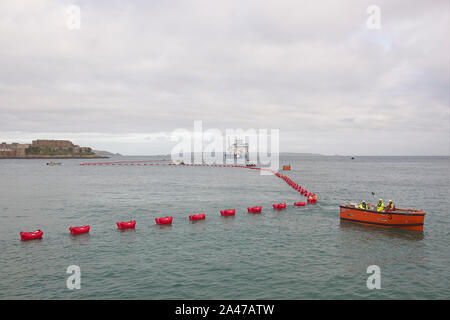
[46,162,62,166]
[351,157,355,160]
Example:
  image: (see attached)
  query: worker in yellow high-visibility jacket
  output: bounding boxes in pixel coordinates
[359,201,367,210]
[377,198,385,212]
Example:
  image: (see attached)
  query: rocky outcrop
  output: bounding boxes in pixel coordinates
[0,140,108,159]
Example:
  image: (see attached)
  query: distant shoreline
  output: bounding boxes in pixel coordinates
[111,154,449,158]
[0,155,109,159]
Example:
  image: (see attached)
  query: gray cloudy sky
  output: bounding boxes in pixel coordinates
[0,0,448,155]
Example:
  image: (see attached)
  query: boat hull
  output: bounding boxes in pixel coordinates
[340,205,425,231]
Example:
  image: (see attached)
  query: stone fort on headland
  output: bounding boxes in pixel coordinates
[0,140,102,159]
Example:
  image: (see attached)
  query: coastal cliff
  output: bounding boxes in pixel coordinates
[0,140,108,159]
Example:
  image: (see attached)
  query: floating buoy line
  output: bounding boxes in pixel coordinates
[80,159,171,166]
[19,161,318,240]
[79,160,318,201]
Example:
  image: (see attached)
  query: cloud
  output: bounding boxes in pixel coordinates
[0,0,448,155]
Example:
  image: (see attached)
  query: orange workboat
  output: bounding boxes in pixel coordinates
[340,204,425,231]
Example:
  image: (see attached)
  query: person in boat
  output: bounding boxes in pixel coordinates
[377,198,385,212]
[359,201,367,210]
[385,200,395,212]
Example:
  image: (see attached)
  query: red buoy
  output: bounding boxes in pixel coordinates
[247,206,262,213]
[20,230,43,241]
[294,202,306,206]
[220,209,236,216]
[273,203,287,210]
[155,216,173,225]
[308,196,317,204]
[69,225,90,235]
[117,220,136,230]
[189,213,206,221]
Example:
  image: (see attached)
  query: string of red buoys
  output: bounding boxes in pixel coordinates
[19,162,318,240]
[79,161,318,203]
[19,201,318,240]
[79,159,171,166]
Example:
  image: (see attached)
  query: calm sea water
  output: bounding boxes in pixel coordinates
[1,155,449,299]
